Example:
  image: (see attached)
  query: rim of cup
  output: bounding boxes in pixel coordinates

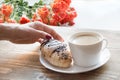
[68,31,104,46]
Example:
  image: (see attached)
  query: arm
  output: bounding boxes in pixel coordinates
[0,22,63,44]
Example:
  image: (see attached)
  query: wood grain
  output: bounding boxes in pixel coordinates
[0,27,120,80]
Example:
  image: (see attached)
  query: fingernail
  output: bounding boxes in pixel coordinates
[45,35,52,40]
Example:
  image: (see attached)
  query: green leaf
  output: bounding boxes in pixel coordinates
[38,0,43,5]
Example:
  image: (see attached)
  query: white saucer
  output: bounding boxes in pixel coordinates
[39,48,111,74]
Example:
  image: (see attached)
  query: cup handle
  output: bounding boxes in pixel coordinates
[101,39,108,51]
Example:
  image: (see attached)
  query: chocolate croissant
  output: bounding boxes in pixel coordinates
[40,39,72,68]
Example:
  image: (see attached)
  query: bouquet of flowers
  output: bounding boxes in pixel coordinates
[0,0,77,26]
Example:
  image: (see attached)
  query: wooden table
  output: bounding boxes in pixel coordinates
[0,27,120,80]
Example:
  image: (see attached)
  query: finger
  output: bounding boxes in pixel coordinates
[10,32,52,44]
[29,21,64,42]
[27,21,45,31]
[49,30,64,42]
[37,38,44,43]
[23,26,52,40]
[11,29,52,44]
[29,28,52,41]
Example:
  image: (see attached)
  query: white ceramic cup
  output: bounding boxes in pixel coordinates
[68,31,107,67]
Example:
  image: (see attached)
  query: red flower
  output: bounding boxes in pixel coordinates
[67,7,77,18]
[19,17,30,24]
[37,6,49,19]
[7,19,16,23]
[50,12,67,26]
[32,13,37,21]
[69,21,75,26]
[0,0,77,26]
[60,7,77,25]
[52,1,68,13]
[32,13,43,22]
[54,0,71,6]
[52,12,66,22]
[1,4,13,17]
[37,6,49,24]
[42,18,49,24]
[49,19,59,26]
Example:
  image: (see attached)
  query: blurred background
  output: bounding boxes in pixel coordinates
[0,0,120,30]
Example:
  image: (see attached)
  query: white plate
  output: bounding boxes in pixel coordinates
[39,48,110,74]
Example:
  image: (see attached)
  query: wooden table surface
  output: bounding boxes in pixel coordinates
[0,27,120,80]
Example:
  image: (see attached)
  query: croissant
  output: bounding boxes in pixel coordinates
[40,39,72,68]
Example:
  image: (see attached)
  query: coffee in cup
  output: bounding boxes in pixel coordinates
[72,34,100,45]
[68,31,107,67]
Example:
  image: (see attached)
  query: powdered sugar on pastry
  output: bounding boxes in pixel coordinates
[40,39,72,68]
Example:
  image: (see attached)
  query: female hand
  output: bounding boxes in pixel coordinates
[0,21,64,44]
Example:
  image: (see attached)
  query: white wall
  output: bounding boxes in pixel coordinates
[71,0,120,30]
